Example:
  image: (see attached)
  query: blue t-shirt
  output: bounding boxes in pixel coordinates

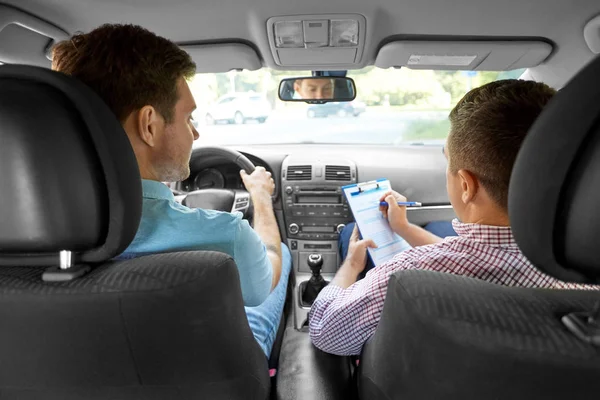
[119,179,273,307]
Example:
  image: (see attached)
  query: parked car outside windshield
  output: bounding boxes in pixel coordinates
[204,93,271,125]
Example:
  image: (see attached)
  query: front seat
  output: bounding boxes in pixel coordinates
[0,65,269,399]
[357,55,600,400]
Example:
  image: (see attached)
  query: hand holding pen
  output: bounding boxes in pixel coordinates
[378,190,418,234]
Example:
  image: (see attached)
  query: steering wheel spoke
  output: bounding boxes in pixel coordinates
[179,146,257,218]
[231,190,251,215]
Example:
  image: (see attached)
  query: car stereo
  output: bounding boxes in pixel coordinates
[283,184,353,240]
[281,159,359,242]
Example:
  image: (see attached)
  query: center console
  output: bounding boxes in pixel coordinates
[281,156,357,329]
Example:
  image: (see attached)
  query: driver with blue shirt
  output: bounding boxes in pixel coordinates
[51,23,292,358]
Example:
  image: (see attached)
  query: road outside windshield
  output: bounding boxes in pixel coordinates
[190,67,524,146]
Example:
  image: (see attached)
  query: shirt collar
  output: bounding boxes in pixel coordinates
[451,218,518,248]
[142,179,175,201]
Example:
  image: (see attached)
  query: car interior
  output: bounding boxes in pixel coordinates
[0,0,599,399]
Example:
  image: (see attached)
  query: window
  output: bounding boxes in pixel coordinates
[190,67,526,146]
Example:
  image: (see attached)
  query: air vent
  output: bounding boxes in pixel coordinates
[287,165,312,181]
[325,165,351,181]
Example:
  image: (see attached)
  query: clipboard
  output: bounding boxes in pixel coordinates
[342,179,412,267]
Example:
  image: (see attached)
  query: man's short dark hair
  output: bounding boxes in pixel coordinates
[447,79,557,210]
[52,23,196,123]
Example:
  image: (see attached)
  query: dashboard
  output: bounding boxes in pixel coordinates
[182,144,451,205]
[178,143,455,238]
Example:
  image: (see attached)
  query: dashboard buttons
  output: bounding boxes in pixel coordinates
[289,223,300,234]
[285,186,293,195]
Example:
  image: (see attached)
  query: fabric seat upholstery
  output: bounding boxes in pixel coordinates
[0,65,269,399]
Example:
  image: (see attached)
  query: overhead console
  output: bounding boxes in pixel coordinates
[375,39,553,70]
[266,14,367,69]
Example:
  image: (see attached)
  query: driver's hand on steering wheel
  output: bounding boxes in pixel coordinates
[240,166,275,203]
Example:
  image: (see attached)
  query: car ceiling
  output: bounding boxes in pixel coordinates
[1,0,600,87]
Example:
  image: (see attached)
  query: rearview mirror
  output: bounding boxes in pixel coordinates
[278,77,356,103]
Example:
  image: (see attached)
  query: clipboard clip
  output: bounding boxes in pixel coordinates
[350,180,382,196]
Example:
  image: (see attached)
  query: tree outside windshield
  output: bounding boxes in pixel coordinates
[189,67,524,146]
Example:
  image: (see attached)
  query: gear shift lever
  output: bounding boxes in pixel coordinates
[308,254,324,275]
[301,254,328,306]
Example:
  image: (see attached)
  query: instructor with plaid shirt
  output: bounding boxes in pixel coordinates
[309,79,599,356]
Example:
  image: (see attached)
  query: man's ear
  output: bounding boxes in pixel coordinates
[457,169,479,204]
[135,105,163,147]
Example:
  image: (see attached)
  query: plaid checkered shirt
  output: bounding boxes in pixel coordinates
[309,219,597,356]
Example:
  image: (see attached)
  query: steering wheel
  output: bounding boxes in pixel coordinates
[181,147,256,217]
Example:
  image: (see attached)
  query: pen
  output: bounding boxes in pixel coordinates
[379,201,422,207]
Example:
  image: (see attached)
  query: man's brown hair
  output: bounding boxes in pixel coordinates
[447,79,556,210]
[52,24,196,123]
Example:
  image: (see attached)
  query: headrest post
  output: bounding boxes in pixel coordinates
[42,250,91,282]
[59,250,72,270]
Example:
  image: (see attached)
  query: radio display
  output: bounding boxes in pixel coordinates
[302,226,335,233]
[295,194,341,204]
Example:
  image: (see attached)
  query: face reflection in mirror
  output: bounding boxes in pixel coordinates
[293,78,334,100]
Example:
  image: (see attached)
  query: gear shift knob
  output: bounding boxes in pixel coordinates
[301,253,328,307]
[307,253,323,275]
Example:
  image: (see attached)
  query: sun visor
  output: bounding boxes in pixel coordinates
[375,40,553,71]
[181,43,262,73]
[0,4,69,67]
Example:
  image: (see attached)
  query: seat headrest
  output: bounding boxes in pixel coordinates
[0,65,142,267]
[509,55,600,284]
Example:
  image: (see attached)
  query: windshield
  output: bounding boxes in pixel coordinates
[190,67,525,146]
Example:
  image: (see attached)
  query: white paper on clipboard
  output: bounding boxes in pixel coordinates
[342,179,412,267]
